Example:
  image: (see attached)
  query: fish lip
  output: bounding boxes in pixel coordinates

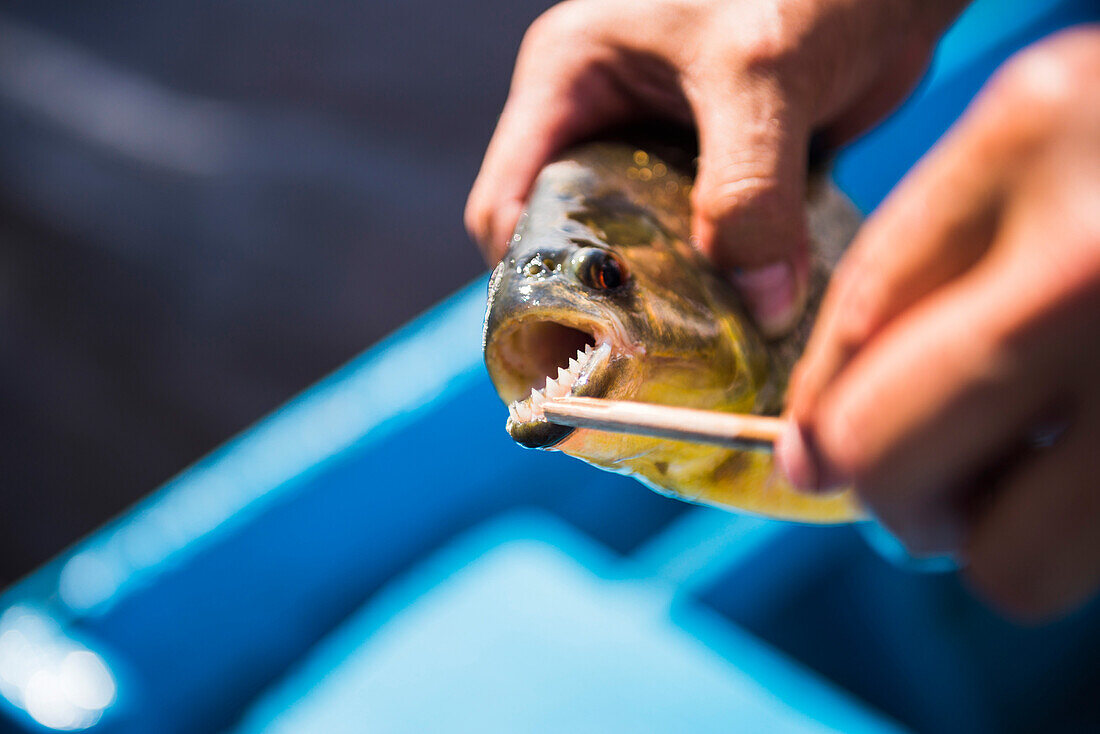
[510,421,575,449]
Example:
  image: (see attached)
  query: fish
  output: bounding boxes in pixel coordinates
[482,136,862,523]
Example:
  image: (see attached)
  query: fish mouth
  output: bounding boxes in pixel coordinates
[486,318,626,448]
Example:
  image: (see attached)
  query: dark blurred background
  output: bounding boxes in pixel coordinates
[0,0,554,587]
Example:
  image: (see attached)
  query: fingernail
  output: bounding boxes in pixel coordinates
[775,421,819,493]
[730,261,803,338]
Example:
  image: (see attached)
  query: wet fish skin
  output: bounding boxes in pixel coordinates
[483,139,862,523]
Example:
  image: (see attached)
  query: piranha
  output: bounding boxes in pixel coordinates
[482,138,861,523]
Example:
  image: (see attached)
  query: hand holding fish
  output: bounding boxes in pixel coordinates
[781,29,1100,620]
[472,1,1099,621]
[466,0,966,336]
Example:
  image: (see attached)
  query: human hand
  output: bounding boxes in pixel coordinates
[466,0,966,336]
[779,27,1100,621]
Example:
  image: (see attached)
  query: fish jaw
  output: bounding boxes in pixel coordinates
[484,301,643,449]
[504,341,614,448]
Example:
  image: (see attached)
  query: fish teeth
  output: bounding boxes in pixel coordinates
[506,341,611,427]
[549,374,573,398]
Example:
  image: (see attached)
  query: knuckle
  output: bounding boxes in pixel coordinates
[739,33,801,75]
[463,195,486,243]
[692,172,787,226]
[786,361,810,402]
[523,1,598,49]
[831,268,885,349]
[691,173,805,266]
[522,4,576,51]
[814,399,876,485]
[714,9,804,75]
[971,301,1045,386]
[992,32,1100,130]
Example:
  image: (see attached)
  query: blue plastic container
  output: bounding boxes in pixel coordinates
[2,1,1098,731]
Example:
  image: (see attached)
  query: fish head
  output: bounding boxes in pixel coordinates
[483,143,774,457]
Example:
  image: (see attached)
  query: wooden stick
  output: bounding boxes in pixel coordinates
[541,396,786,452]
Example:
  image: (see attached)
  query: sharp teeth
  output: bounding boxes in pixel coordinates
[584,344,593,355]
[568,357,580,372]
[557,366,572,383]
[516,403,532,422]
[530,389,546,407]
[508,404,519,422]
[549,374,573,397]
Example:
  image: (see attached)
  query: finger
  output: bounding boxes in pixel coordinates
[465,58,632,264]
[781,40,1100,492]
[465,0,694,265]
[687,73,814,337]
[806,241,1065,539]
[964,411,1100,622]
[787,88,1014,428]
[788,26,1100,421]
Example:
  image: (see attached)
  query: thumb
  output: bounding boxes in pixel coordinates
[689,82,813,338]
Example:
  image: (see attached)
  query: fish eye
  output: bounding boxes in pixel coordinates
[573,248,629,291]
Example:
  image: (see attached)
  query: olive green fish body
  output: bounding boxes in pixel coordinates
[483,141,861,523]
